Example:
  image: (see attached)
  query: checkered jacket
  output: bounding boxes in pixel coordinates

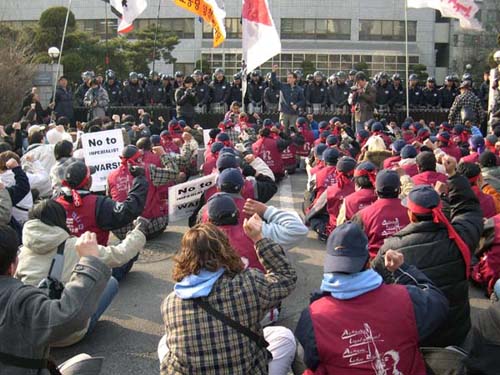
[225,129,241,145]
[448,90,485,125]
[160,238,297,374]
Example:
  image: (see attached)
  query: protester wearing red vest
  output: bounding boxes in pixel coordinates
[281,143,298,175]
[160,130,181,155]
[338,161,378,224]
[398,145,419,177]
[457,162,498,219]
[295,117,315,157]
[412,151,448,186]
[314,130,330,146]
[307,144,328,185]
[354,169,410,259]
[201,142,224,176]
[436,131,462,161]
[473,214,500,296]
[461,134,485,164]
[295,222,448,375]
[252,127,290,182]
[108,144,179,241]
[307,148,339,211]
[168,119,184,142]
[373,159,483,347]
[383,139,406,169]
[324,157,356,234]
[56,160,148,280]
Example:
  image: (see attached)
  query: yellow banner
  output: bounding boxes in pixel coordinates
[174,0,226,47]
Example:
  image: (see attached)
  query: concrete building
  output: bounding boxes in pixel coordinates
[0,0,481,83]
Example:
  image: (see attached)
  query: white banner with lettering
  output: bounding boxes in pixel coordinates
[168,173,217,222]
[82,129,124,192]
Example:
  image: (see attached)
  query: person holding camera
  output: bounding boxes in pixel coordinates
[175,76,197,126]
[0,224,111,374]
[348,72,376,133]
[83,79,109,121]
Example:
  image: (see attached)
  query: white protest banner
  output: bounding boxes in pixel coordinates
[203,129,212,148]
[82,129,124,192]
[168,173,217,222]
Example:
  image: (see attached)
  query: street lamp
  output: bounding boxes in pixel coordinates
[48,47,60,63]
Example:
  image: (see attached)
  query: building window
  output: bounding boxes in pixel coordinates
[359,20,417,42]
[203,17,241,39]
[157,18,195,38]
[280,19,351,40]
[76,19,118,37]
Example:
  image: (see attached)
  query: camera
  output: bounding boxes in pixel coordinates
[38,277,65,299]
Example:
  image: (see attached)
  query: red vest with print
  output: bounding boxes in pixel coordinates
[472,214,500,294]
[252,136,284,176]
[358,198,410,259]
[202,153,217,176]
[382,155,401,170]
[326,182,355,234]
[440,144,462,161]
[400,162,419,177]
[108,163,163,220]
[56,194,110,245]
[411,171,448,186]
[219,224,263,271]
[201,194,247,225]
[281,143,297,167]
[472,185,497,219]
[314,166,337,201]
[307,285,426,375]
[310,162,325,178]
[344,188,377,221]
[297,129,315,157]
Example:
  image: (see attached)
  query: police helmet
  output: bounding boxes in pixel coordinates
[336,71,347,80]
[137,73,145,80]
[192,69,203,77]
[214,68,225,75]
[409,74,418,81]
[306,74,314,80]
[149,70,159,79]
[349,70,357,76]
[129,72,138,80]
[392,73,401,81]
[233,72,242,80]
[175,71,184,78]
[313,71,323,79]
[379,72,389,80]
[462,72,472,81]
[251,70,261,77]
[106,70,116,80]
[294,69,303,78]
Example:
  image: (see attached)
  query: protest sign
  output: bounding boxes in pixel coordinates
[203,129,211,148]
[168,173,217,222]
[82,129,124,191]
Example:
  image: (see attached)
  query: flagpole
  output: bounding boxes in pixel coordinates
[404,0,410,118]
[241,59,247,113]
[105,0,109,68]
[52,0,73,103]
[151,0,162,74]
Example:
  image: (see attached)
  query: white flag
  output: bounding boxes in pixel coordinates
[407,0,482,31]
[242,0,281,74]
[105,0,148,34]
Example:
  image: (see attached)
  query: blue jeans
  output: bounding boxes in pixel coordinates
[87,276,119,335]
[112,254,139,281]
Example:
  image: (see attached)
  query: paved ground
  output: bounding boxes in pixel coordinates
[53,171,492,374]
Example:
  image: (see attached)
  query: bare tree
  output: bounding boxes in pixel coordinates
[0,30,36,124]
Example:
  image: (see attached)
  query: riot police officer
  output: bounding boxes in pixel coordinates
[375,72,395,110]
[306,71,328,114]
[439,76,458,109]
[408,74,423,108]
[161,74,174,107]
[193,70,210,114]
[122,72,145,106]
[346,69,357,87]
[264,73,280,113]
[422,76,441,108]
[103,70,122,106]
[391,74,405,109]
[75,71,94,106]
[247,70,266,114]
[209,68,230,114]
[174,71,184,89]
[145,71,164,105]
[328,71,350,114]
[227,72,243,105]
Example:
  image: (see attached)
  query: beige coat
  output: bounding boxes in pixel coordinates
[16,219,146,286]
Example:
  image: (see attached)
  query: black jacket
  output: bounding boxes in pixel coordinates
[145,80,164,105]
[104,81,122,106]
[54,86,74,121]
[305,82,328,106]
[248,79,267,104]
[375,82,395,106]
[175,87,197,118]
[295,264,449,371]
[373,174,483,347]
[122,82,145,106]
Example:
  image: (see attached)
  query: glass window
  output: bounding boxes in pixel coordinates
[360,20,416,41]
[280,18,350,40]
[204,17,240,39]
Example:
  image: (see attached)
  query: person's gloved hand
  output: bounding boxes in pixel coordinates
[134,216,150,235]
[129,164,145,177]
